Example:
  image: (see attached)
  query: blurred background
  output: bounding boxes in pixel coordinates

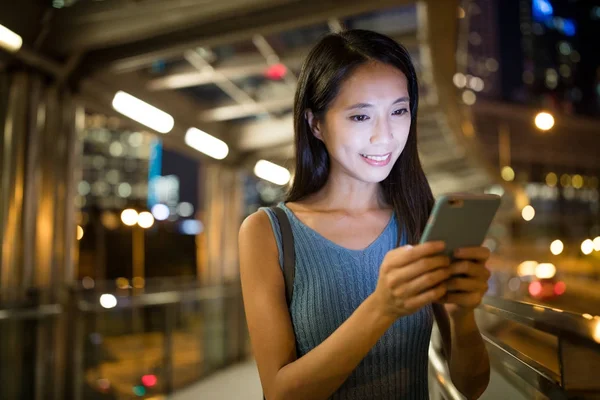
[1,0,600,399]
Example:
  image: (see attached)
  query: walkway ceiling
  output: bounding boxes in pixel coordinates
[2,0,504,197]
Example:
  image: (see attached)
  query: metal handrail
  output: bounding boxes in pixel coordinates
[480,296,600,346]
[77,283,241,312]
[0,304,63,321]
[476,296,600,397]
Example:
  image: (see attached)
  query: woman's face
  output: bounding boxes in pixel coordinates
[308,61,411,184]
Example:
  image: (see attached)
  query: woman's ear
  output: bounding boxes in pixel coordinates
[305,109,324,141]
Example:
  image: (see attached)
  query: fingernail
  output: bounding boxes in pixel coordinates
[405,245,413,249]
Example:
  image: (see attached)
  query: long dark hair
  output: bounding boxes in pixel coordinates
[286,29,434,245]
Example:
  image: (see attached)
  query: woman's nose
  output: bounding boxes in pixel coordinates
[370,120,393,144]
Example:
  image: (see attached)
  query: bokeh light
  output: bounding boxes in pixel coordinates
[121,209,139,226]
[529,281,542,297]
[77,225,84,241]
[554,281,566,296]
[501,166,515,181]
[535,263,556,279]
[518,260,538,277]
[97,378,111,392]
[581,239,594,255]
[522,205,535,221]
[116,277,130,289]
[594,320,600,344]
[133,385,146,397]
[593,237,600,251]
[82,276,95,289]
[99,294,117,309]
[550,240,564,255]
[572,174,583,189]
[535,112,555,131]
[151,204,170,221]
[142,374,157,387]
[133,277,145,289]
[545,172,558,187]
[177,202,194,217]
[138,211,154,228]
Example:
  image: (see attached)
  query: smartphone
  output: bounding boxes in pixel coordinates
[420,193,501,259]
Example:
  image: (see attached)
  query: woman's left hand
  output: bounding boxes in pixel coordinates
[442,246,491,317]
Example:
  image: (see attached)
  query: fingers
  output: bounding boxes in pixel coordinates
[444,291,483,308]
[403,283,447,310]
[387,254,451,286]
[449,260,491,280]
[453,246,491,262]
[384,241,447,272]
[399,268,451,297]
[446,277,488,293]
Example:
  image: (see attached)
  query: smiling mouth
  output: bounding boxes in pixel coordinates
[359,153,391,162]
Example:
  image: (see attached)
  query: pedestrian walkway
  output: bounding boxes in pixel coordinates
[169,359,262,400]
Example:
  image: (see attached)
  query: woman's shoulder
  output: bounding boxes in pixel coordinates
[239,209,281,268]
[239,208,276,239]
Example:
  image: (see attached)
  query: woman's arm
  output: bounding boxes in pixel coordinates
[239,211,450,400]
[434,305,490,400]
[434,246,492,400]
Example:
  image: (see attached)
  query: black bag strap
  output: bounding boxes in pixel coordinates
[271,206,295,306]
[263,207,296,400]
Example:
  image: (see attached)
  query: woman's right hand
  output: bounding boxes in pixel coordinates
[373,241,451,319]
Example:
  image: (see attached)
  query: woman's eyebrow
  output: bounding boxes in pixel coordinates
[344,96,410,111]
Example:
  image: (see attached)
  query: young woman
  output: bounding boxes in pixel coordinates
[239,29,491,400]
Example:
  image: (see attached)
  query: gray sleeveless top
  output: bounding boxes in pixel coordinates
[261,202,433,399]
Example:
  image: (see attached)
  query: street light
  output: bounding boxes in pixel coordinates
[535,112,555,131]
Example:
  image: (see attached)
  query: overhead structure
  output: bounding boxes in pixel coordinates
[1,0,511,197]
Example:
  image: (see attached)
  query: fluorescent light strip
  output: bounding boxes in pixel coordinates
[185,127,229,160]
[111,91,174,134]
[254,160,291,185]
[0,24,23,53]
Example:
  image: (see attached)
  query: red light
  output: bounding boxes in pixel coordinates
[141,374,157,387]
[529,281,542,297]
[554,281,566,296]
[265,63,287,80]
[97,378,110,392]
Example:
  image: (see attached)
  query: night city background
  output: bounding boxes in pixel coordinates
[1,0,600,399]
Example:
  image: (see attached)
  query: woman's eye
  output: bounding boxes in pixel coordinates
[350,115,369,122]
[392,108,409,116]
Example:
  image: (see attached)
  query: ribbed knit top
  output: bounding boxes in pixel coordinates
[261,202,433,400]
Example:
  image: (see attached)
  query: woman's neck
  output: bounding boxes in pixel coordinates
[297,176,388,214]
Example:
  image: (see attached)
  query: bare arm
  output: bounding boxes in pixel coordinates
[239,211,450,400]
[434,247,492,400]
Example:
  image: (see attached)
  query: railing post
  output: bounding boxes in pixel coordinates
[163,303,175,394]
[71,288,84,400]
[558,334,600,392]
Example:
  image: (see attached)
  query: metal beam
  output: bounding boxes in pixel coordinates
[145,32,418,90]
[44,0,284,54]
[80,0,412,73]
[200,98,293,122]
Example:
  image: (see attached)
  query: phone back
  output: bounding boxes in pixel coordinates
[420,194,501,258]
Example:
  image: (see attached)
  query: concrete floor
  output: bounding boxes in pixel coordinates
[168,359,263,400]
